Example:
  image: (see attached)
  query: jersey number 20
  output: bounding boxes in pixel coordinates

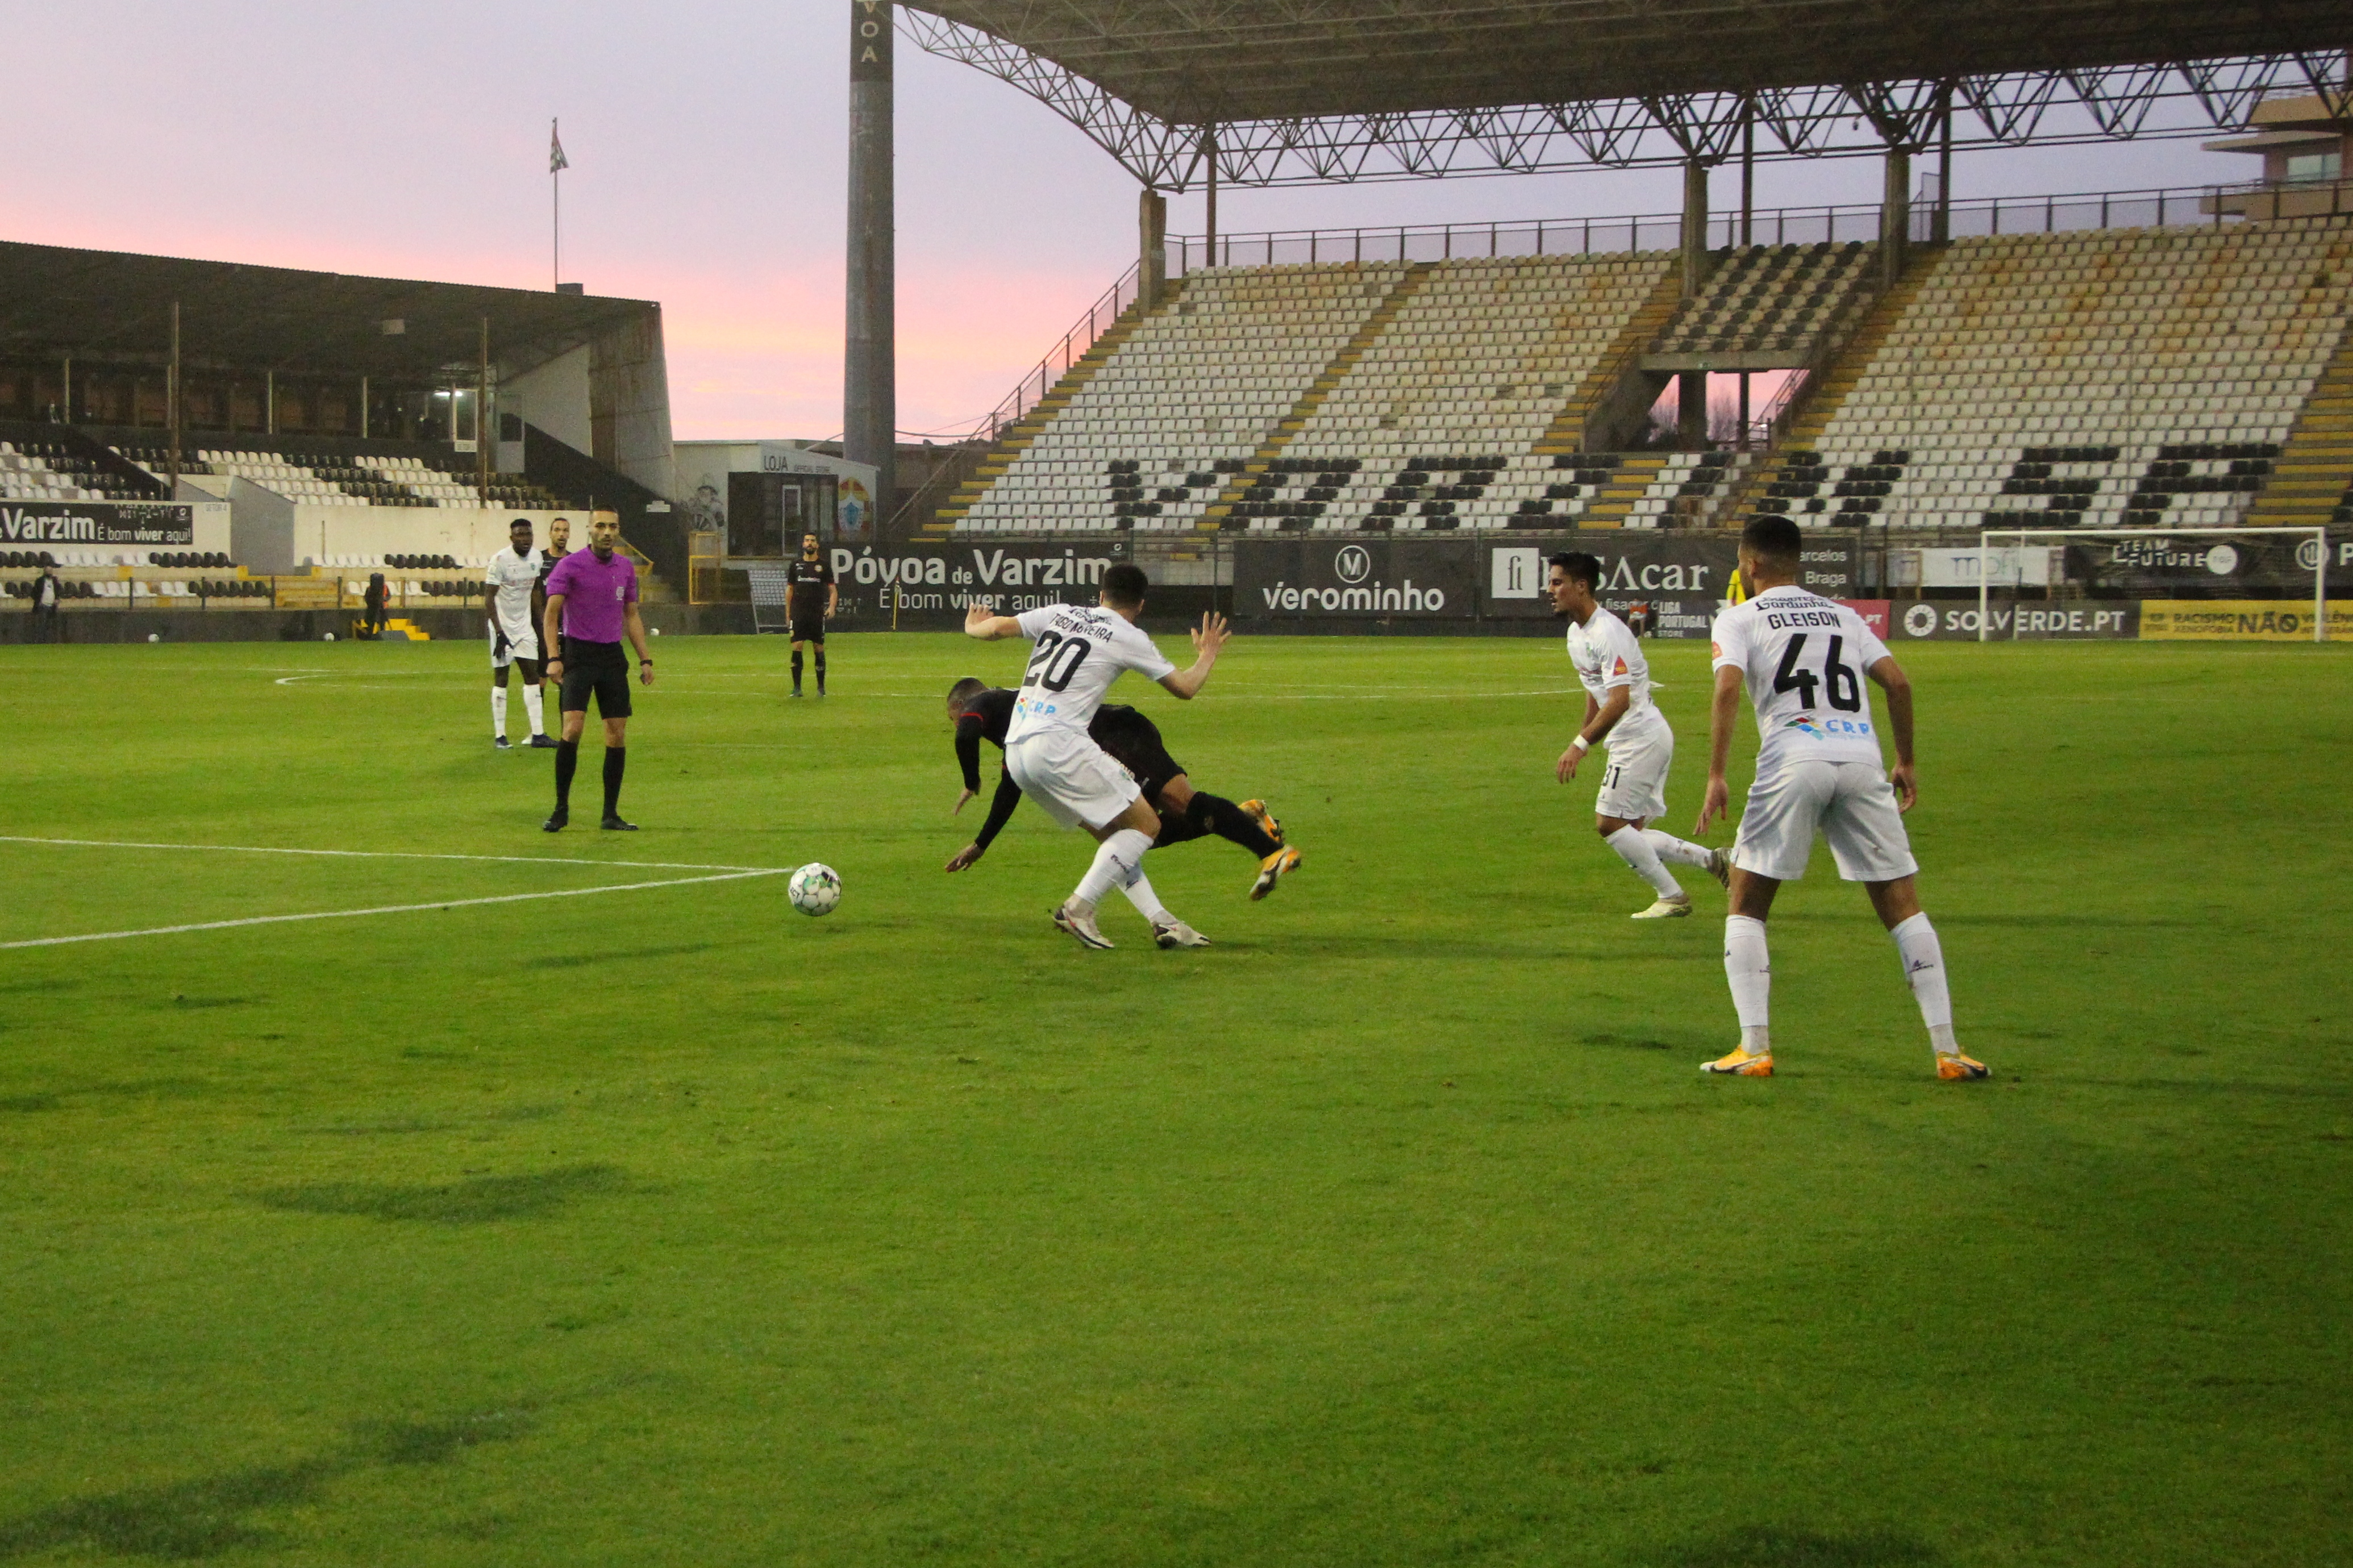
[1771,633,1863,712]
[1023,632,1092,694]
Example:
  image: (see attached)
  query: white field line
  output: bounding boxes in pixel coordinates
[0,869,785,950]
[0,836,784,874]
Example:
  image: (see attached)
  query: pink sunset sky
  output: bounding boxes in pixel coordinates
[2,2,2254,442]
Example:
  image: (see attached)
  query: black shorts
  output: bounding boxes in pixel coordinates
[1093,705,1184,804]
[789,616,825,644]
[559,637,632,719]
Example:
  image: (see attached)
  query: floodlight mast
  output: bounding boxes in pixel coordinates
[847,0,897,519]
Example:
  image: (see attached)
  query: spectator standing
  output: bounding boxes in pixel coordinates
[31,563,62,643]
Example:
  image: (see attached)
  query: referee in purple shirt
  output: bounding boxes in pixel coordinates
[539,515,655,831]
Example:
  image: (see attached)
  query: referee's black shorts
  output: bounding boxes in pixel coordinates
[559,636,632,719]
[1092,704,1184,803]
[789,607,825,643]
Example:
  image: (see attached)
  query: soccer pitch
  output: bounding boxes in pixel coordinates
[1,631,2347,1566]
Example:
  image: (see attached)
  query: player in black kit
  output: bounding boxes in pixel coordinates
[942,678,1303,898]
[786,532,836,697]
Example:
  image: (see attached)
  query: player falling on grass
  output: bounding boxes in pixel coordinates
[1548,551,1726,917]
[1695,515,1988,1081]
[484,517,555,750]
[786,532,836,697]
[963,564,1228,950]
[540,515,655,833]
[941,678,1300,899]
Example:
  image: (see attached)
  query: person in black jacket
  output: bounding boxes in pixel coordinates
[942,678,1302,899]
[30,564,63,643]
[361,572,389,639]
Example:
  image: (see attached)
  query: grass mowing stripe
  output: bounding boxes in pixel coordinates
[0,835,784,873]
[0,869,785,949]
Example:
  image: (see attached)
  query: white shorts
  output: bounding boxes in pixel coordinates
[1594,721,1672,821]
[489,619,541,666]
[1733,760,1919,883]
[1004,728,1142,832]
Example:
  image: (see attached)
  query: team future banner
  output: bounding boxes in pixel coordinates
[1232,537,1479,620]
[0,501,193,547]
[2064,533,2348,594]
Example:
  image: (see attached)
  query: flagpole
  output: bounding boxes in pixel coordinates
[551,118,561,291]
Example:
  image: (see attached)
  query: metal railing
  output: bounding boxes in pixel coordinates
[1167,180,2351,273]
[981,260,1144,443]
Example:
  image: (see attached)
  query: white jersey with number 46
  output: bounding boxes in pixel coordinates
[1004,603,1176,745]
[1710,585,1892,779]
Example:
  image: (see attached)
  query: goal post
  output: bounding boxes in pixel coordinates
[1977,526,2329,644]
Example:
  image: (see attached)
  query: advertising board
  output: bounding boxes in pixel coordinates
[0,501,194,548]
[821,539,1131,629]
[1234,536,1477,621]
[2137,599,2349,641]
[1891,600,2141,640]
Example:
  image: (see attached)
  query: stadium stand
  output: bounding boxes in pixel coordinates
[1742,218,2353,528]
[118,444,566,511]
[955,262,1415,532]
[942,214,2353,540]
[1651,241,1881,359]
[0,440,155,502]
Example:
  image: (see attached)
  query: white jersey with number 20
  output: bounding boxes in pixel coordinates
[1710,585,1892,779]
[1005,604,1177,745]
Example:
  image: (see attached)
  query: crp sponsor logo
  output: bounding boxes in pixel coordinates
[1334,544,1372,584]
[2204,544,2239,576]
[2296,537,2325,572]
[1902,602,1939,637]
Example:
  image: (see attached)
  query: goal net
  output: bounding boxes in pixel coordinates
[1976,526,2330,643]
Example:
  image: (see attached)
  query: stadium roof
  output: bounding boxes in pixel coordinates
[0,241,655,380]
[906,0,2352,125]
[901,2,2353,186]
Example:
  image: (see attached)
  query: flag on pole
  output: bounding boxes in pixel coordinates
[550,120,569,174]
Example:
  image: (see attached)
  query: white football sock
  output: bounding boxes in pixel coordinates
[1074,827,1154,911]
[522,683,545,737]
[1890,912,1959,1054]
[1643,829,1714,869]
[1725,915,1771,1051]
[1117,861,1172,925]
[1605,825,1683,898]
[490,687,507,738]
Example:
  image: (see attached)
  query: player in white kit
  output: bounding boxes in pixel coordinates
[484,517,554,749]
[1547,551,1728,917]
[1695,516,1988,1081]
[963,564,1230,950]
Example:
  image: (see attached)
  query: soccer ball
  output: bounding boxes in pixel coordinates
[323,632,336,641]
[146,632,159,643]
[788,862,842,918]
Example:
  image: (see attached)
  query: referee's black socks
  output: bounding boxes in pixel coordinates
[1186,793,1281,858]
[790,650,803,692]
[553,739,580,809]
[602,747,626,818]
[813,650,827,694]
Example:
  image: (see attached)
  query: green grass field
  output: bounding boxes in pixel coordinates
[1,629,2347,1567]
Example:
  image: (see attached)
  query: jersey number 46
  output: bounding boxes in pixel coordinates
[1772,633,1863,712]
